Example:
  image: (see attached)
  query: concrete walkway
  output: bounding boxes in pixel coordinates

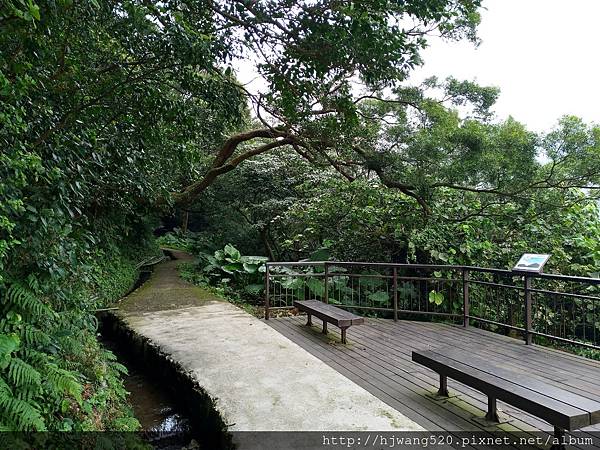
[117,250,423,431]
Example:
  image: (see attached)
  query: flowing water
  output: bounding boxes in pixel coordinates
[101,336,196,449]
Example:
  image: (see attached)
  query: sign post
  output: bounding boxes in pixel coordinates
[512,253,551,274]
[512,253,551,345]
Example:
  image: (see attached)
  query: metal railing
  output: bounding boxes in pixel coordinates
[264,261,600,351]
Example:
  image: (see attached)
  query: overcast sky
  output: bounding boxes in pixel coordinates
[409,0,600,132]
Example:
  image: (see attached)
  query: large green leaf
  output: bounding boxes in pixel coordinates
[309,247,330,261]
[222,263,242,274]
[242,262,259,274]
[428,290,444,306]
[224,244,241,261]
[368,291,389,305]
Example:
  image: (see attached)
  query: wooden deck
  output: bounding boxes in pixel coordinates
[266,315,600,447]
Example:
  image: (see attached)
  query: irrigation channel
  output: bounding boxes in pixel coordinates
[97,252,222,450]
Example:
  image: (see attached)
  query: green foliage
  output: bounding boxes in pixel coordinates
[0,257,145,432]
[194,244,268,303]
[428,290,444,306]
[157,230,195,252]
[1,0,226,432]
[0,283,80,431]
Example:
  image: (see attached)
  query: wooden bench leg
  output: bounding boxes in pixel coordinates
[322,321,328,334]
[485,396,500,422]
[550,426,566,450]
[438,374,449,397]
[341,327,347,344]
[306,314,312,326]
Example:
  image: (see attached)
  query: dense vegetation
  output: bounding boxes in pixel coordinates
[2,0,599,434]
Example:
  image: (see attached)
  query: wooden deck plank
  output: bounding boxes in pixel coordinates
[376,318,592,378]
[382,321,600,394]
[357,319,600,438]
[302,316,559,434]
[265,319,451,431]
[265,315,600,446]
[276,317,537,435]
[274,317,561,450]
[374,319,600,396]
[428,346,600,417]
[412,349,591,430]
[332,319,562,432]
[424,321,600,376]
[267,319,493,450]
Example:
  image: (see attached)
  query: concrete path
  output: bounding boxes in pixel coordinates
[117,250,423,431]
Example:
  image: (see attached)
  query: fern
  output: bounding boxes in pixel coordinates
[0,375,45,430]
[0,375,12,395]
[18,323,51,347]
[4,283,53,320]
[7,358,41,388]
[45,364,83,404]
[0,395,46,431]
[110,361,129,376]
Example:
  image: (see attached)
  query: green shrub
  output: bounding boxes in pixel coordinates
[190,244,268,304]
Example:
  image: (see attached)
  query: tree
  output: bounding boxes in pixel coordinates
[146,0,486,205]
[169,2,600,212]
[1,0,248,431]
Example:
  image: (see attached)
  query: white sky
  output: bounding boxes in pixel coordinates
[235,0,600,133]
[409,0,600,132]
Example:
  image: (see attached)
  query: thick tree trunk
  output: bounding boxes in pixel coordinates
[181,210,189,233]
[260,227,276,261]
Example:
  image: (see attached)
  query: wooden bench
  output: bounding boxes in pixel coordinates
[293,300,364,344]
[412,347,600,446]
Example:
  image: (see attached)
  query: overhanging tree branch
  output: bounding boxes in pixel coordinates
[173,132,294,206]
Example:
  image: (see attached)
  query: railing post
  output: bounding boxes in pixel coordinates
[524,274,532,345]
[462,268,470,328]
[264,264,270,320]
[393,267,398,322]
[323,262,329,304]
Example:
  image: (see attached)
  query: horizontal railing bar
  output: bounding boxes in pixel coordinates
[467,315,526,332]
[529,330,600,351]
[397,276,458,283]
[395,310,462,318]
[271,300,461,319]
[313,303,461,319]
[341,273,394,279]
[468,279,523,290]
[267,261,324,266]
[535,272,600,284]
[266,261,600,284]
[462,266,514,276]
[323,262,464,270]
[331,304,394,312]
[266,261,600,351]
[268,273,325,278]
[333,274,459,282]
[529,288,600,301]
[267,261,466,270]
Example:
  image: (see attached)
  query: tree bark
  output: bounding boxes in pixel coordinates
[173,128,294,207]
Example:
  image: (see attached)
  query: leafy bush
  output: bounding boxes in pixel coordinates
[0,250,145,432]
[157,229,218,254]
[195,244,268,303]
